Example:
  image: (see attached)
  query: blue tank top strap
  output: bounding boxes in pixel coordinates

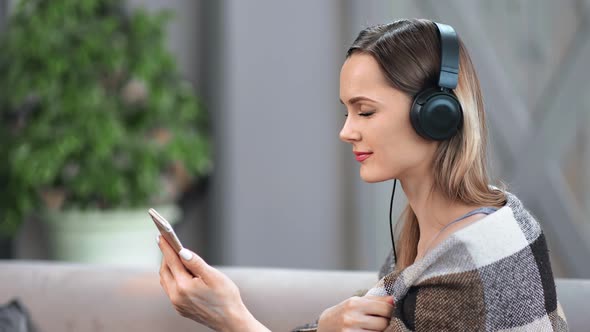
[451,206,499,223]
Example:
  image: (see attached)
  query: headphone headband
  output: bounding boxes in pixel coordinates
[434,22,459,90]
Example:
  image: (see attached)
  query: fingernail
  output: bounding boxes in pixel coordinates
[156,234,161,244]
[179,248,193,261]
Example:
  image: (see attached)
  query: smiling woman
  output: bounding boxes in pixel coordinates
[156,18,568,332]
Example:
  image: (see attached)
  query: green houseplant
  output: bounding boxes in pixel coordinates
[0,0,210,263]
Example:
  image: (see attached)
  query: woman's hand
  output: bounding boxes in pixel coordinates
[317,295,394,332]
[157,235,269,332]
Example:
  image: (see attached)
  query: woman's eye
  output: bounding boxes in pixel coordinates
[359,111,375,117]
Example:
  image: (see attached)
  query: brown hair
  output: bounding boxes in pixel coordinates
[346,19,507,270]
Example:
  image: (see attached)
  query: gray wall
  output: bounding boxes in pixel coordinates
[205,0,349,269]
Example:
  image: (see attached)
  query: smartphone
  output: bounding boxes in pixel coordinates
[148,208,184,253]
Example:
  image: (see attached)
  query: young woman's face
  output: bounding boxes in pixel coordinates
[339,53,438,183]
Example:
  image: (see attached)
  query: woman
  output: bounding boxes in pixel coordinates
[156,19,568,331]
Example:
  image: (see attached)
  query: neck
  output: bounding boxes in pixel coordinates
[399,171,478,259]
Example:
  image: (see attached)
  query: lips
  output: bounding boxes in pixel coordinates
[354,151,373,162]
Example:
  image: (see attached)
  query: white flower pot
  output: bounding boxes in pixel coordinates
[44,205,180,267]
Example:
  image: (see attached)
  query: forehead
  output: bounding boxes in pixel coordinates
[340,53,390,93]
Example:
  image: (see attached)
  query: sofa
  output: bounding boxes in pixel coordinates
[1,260,588,332]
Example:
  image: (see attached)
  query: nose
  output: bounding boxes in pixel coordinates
[339,116,361,143]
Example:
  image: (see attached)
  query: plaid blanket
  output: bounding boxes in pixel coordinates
[293,191,568,331]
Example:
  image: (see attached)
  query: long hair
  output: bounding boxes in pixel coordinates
[346,19,507,271]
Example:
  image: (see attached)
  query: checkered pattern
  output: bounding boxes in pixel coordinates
[292,191,568,331]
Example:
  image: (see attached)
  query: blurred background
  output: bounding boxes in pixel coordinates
[1,0,589,279]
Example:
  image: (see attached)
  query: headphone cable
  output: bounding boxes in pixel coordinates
[389,179,398,263]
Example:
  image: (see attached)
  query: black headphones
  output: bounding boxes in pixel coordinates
[409,22,463,141]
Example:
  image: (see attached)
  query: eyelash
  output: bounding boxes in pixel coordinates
[344,111,375,117]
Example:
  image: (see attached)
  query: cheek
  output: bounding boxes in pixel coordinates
[372,118,428,171]
[373,115,416,157]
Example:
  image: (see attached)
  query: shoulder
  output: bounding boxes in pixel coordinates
[413,191,564,330]
[451,190,544,269]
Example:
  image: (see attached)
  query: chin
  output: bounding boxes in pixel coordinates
[359,167,392,183]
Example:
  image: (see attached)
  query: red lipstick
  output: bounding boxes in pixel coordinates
[354,151,373,162]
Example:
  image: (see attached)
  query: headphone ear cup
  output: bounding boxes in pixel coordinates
[410,89,436,139]
[410,88,463,141]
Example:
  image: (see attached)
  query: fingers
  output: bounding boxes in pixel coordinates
[355,296,393,331]
[364,295,394,305]
[177,248,215,285]
[361,296,394,318]
[358,315,391,331]
[159,257,176,296]
[157,235,193,284]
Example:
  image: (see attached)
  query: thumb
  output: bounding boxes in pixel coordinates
[178,248,214,282]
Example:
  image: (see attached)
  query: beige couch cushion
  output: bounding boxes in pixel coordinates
[1,260,588,331]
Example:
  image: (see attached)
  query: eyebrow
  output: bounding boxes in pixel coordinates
[339,96,377,105]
